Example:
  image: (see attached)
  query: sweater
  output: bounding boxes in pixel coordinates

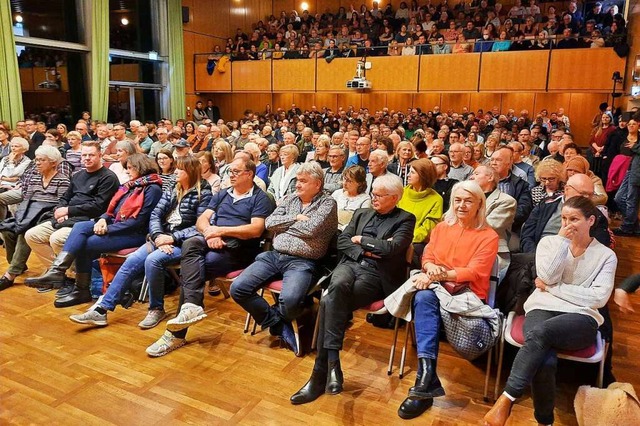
[58,167,120,221]
[526,235,617,326]
[422,221,499,301]
[397,186,443,243]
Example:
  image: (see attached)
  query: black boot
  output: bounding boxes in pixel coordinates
[54,273,92,308]
[325,360,343,394]
[398,397,433,419]
[408,358,445,399]
[290,369,328,405]
[25,251,75,289]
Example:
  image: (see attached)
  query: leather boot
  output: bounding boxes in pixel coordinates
[398,396,433,419]
[54,273,92,308]
[483,394,513,426]
[408,358,445,399]
[325,360,344,395]
[290,369,328,405]
[25,251,75,289]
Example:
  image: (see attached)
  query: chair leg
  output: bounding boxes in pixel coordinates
[311,292,322,351]
[484,346,493,402]
[218,279,231,299]
[598,340,609,388]
[138,276,148,302]
[293,319,302,357]
[494,335,505,400]
[387,317,401,376]
[243,312,252,333]
[399,320,412,379]
[250,288,265,335]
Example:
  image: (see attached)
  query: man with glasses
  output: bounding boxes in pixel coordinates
[74,122,93,142]
[447,142,473,181]
[230,162,337,355]
[148,128,173,158]
[234,123,252,150]
[25,119,46,159]
[346,137,372,171]
[508,141,536,189]
[323,146,346,194]
[146,156,274,357]
[291,173,414,405]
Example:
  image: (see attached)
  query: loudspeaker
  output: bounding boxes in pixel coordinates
[182,6,190,24]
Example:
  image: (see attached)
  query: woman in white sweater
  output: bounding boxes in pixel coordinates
[484,196,617,426]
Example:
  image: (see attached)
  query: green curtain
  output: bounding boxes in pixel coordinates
[0,0,24,126]
[90,0,109,121]
[167,0,186,121]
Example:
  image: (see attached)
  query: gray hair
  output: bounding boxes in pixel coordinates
[369,149,389,167]
[443,181,488,229]
[372,174,404,200]
[116,139,137,155]
[280,144,299,158]
[34,145,63,165]
[297,161,324,182]
[130,120,141,127]
[9,137,29,151]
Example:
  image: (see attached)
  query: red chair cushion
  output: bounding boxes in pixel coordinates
[225,269,244,279]
[361,300,385,312]
[108,247,138,256]
[265,280,283,292]
[510,314,597,358]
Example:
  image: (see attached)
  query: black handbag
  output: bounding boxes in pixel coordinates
[0,200,57,234]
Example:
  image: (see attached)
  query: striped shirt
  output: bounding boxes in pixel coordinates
[24,171,71,203]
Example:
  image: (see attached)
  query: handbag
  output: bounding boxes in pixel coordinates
[0,200,57,234]
[439,287,497,361]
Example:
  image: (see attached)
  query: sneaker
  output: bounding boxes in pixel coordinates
[207,282,222,296]
[138,309,167,330]
[166,303,207,332]
[146,330,186,357]
[69,309,107,326]
[281,322,299,355]
[55,282,75,298]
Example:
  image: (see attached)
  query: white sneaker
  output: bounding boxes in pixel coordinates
[138,309,167,329]
[69,309,107,326]
[166,303,207,332]
[145,330,186,357]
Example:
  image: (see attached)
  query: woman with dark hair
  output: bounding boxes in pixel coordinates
[331,165,371,230]
[431,154,458,212]
[485,196,616,426]
[156,149,176,193]
[68,156,212,328]
[184,121,197,139]
[27,154,164,308]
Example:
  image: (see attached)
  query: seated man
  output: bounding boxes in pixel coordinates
[230,162,338,354]
[25,141,120,296]
[322,146,346,194]
[146,156,274,357]
[365,149,389,193]
[290,174,415,405]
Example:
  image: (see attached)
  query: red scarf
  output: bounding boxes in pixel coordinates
[106,174,162,222]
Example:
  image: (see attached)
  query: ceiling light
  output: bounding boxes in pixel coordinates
[121,17,129,26]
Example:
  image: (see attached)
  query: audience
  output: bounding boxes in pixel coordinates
[332,165,370,231]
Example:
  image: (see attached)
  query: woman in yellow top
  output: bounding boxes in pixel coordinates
[397,158,443,267]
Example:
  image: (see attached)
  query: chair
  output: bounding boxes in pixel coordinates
[393,256,502,402]
[494,311,608,399]
[99,247,139,294]
[138,263,183,302]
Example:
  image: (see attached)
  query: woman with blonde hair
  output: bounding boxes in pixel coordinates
[64,131,83,172]
[195,151,221,194]
[388,141,416,185]
[0,137,31,190]
[68,156,212,328]
[531,159,566,204]
[213,140,234,180]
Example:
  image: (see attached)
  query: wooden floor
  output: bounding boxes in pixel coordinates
[1,235,639,426]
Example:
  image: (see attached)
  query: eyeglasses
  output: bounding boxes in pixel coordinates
[328,154,343,158]
[565,184,593,197]
[539,177,557,182]
[371,193,392,200]
[229,169,248,176]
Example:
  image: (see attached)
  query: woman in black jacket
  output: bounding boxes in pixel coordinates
[27,154,164,308]
[67,156,212,328]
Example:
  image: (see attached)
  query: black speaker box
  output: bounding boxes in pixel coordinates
[182,6,190,24]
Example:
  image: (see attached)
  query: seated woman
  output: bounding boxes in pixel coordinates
[156,149,176,193]
[68,156,212,327]
[213,140,234,181]
[397,181,499,420]
[388,141,416,186]
[109,140,138,184]
[268,144,300,203]
[64,131,83,173]
[242,142,269,185]
[331,165,371,231]
[531,159,565,204]
[431,154,458,212]
[26,154,163,308]
[564,155,608,206]
[484,196,617,426]
[265,144,281,178]
[195,151,221,194]
[0,146,71,290]
[0,137,31,191]
[397,158,443,266]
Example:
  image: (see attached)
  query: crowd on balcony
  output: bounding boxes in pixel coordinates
[211,0,627,62]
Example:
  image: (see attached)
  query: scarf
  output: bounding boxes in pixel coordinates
[106,173,162,222]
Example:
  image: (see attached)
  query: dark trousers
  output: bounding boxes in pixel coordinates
[504,310,598,425]
[314,260,385,368]
[230,250,316,329]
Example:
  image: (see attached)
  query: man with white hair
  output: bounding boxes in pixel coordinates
[447,142,473,181]
[366,149,389,193]
[231,162,337,355]
[291,173,415,405]
[127,120,141,139]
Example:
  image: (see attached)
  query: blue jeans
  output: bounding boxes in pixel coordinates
[614,173,640,232]
[413,289,441,360]
[99,242,182,311]
[230,250,316,329]
[62,220,147,274]
[504,310,597,425]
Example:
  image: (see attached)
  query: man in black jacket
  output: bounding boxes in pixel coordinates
[25,119,45,159]
[290,174,415,405]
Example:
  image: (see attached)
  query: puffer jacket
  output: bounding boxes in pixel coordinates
[149,180,212,244]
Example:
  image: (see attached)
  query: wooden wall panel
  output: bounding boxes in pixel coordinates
[533,93,571,116]
[232,61,272,92]
[272,59,316,92]
[440,93,471,113]
[211,94,234,120]
[361,93,388,113]
[314,93,338,111]
[568,93,611,146]
[419,54,480,92]
[468,93,502,113]
[195,56,232,92]
[233,93,273,118]
[183,32,195,95]
[292,93,316,111]
[413,93,442,111]
[272,93,295,111]
[367,56,419,92]
[385,93,413,112]
[336,93,363,110]
[548,48,626,92]
[501,92,536,115]
[317,58,359,92]
[19,69,34,91]
[479,51,548,92]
